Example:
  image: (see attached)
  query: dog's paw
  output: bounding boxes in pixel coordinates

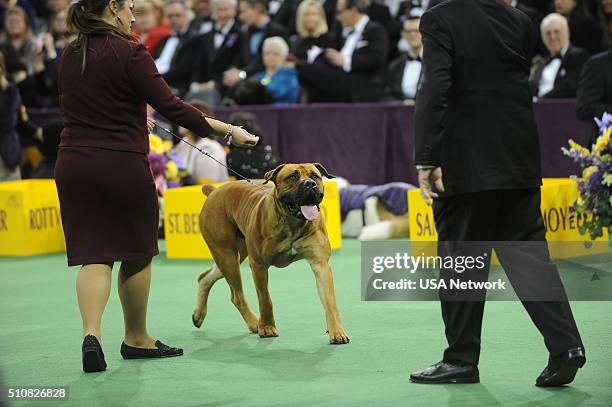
[258,324,279,338]
[192,313,203,328]
[327,326,350,345]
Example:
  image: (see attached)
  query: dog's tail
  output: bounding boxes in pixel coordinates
[202,184,216,196]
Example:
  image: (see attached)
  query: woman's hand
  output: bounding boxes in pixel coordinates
[231,126,259,148]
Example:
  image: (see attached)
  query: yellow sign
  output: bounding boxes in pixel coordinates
[407,178,608,259]
[164,180,343,259]
[0,180,66,256]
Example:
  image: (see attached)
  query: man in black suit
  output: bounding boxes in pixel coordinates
[530,13,590,99]
[153,0,198,95]
[188,0,243,99]
[384,15,422,101]
[296,0,389,102]
[223,0,289,87]
[576,49,612,142]
[269,0,301,34]
[411,0,585,387]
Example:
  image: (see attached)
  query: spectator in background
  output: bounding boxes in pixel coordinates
[555,0,603,54]
[0,0,36,33]
[289,0,331,62]
[270,0,300,35]
[530,13,589,99]
[227,111,281,179]
[1,6,37,75]
[296,0,389,102]
[189,0,214,34]
[133,0,171,54]
[254,36,299,103]
[223,0,289,87]
[0,50,22,181]
[172,101,228,182]
[153,0,200,96]
[48,9,74,55]
[384,14,421,102]
[599,0,612,49]
[576,49,612,142]
[1,5,57,107]
[31,119,61,178]
[187,0,242,104]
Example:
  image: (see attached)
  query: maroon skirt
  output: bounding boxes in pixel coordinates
[55,147,159,266]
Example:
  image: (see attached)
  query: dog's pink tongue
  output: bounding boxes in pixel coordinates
[300,205,320,221]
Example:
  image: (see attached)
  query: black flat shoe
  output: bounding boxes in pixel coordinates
[120,340,183,360]
[82,335,107,373]
[410,361,479,384]
[536,347,586,387]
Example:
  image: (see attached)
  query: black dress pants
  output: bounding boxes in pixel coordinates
[432,188,584,366]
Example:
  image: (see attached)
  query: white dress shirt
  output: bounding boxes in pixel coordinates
[340,15,370,73]
[214,19,235,50]
[155,29,189,75]
[401,51,422,99]
[538,43,569,98]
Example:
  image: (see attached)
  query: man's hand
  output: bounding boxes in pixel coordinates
[325,48,344,68]
[418,167,445,205]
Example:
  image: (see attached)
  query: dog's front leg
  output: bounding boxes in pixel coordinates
[250,261,279,337]
[309,260,350,344]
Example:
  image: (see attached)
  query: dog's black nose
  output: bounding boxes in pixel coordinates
[302,179,316,189]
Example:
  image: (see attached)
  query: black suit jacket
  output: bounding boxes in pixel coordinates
[384,54,422,100]
[239,21,290,75]
[529,45,590,99]
[271,0,300,34]
[576,50,612,138]
[153,32,202,95]
[332,20,389,102]
[191,20,243,84]
[414,0,541,196]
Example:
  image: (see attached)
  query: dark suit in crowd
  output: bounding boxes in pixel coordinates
[153,32,203,95]
[297,18,389,102]
[413,0,583,373]
[384,52,422,100]
[529,44,590,98]
[192,20,243,85]
[576,49,612,141]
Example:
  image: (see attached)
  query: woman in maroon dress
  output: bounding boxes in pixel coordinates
[57,0,258,373]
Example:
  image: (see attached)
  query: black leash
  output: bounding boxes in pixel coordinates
[152,122,274,196]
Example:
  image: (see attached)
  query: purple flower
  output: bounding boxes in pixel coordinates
[594,112,612,134]
[148,153,167,176]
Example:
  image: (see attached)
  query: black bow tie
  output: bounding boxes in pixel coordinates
[551,53,562,60]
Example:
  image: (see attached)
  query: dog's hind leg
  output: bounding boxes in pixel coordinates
[192,265,224,328]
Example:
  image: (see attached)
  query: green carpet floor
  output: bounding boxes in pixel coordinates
[0,239,611,407]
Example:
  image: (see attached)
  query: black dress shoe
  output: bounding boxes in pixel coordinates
[410,362,479,384]
[536,347,586,387]
[120,340,183,360]
[82,335,107,373]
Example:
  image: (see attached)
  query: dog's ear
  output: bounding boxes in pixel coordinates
[313,163,336,179]
[263,164,286,184]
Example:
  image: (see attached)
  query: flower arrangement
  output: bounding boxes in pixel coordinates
[562,113,612,239]
[148,133,188,195]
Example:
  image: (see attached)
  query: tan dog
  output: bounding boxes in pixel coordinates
[192,163,350,344]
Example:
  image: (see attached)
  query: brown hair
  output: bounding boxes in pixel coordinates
[0,50,7,91]
[67,0,135,73]
[4,6,32,39]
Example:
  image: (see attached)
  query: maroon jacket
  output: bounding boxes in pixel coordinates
[58,35,211,154]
